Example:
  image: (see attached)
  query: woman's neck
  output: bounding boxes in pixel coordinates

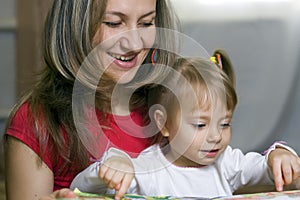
[111,85,134,116]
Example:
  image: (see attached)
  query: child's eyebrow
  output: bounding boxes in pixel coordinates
[188,113,232,121]
[188,114,211,121]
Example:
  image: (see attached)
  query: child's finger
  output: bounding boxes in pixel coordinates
[108,170,124,189]
[104,170,118,187]
[115,174,133,200]
[292,159,300,180]
[99,164,109,179]
[281,164,293,185]
[115,183,121,191]
[272,161,284,191]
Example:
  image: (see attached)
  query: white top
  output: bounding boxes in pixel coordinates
[71,143,295,199]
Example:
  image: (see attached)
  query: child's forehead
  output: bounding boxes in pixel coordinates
[179,95,231,115]
[178,84,225,106]
[183,103,233,121]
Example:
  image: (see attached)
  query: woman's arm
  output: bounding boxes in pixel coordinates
[5,136,54,200]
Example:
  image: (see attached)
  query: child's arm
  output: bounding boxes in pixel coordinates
[267,143,300,191]
[227,142,299,193]
[70,148,135,200]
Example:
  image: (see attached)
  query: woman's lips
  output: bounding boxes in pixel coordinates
[109,53,138,69]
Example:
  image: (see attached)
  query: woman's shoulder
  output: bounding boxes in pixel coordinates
[5,101,38,142]
[5,101,58,174]
[9,102,33,124]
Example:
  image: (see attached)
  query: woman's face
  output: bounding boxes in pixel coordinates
[93,0,157,84]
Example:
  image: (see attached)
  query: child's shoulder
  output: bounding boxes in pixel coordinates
[217,145,266,171]
[134,144,168,171]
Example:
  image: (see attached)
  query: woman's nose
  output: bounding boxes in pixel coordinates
[119,29,143,52]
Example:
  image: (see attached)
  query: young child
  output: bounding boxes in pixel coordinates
[70,50,300,199]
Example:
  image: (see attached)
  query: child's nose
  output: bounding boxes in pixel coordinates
[207,128,222,143]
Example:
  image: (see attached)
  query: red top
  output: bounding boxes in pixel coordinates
[5,103,153,190]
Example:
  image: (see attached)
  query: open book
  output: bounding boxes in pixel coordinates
[60,188,300,200]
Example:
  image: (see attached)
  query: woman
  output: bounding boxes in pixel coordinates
[4,0,179,199]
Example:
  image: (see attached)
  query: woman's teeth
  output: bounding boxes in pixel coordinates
[111,53,135,61]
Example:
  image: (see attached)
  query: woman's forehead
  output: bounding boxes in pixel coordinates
[105,0,156,16]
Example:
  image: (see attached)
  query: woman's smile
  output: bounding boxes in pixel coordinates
[109,52,139,69]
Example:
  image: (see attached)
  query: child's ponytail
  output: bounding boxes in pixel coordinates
[212,48,236,87]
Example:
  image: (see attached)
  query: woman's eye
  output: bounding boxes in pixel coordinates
[103,21,121,27]
[139,19,155,27]
[142,22,154,27]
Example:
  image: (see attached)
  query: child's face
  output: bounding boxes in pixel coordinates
[165,100,232,167]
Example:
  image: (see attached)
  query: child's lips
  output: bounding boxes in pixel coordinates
[201,149,220,157]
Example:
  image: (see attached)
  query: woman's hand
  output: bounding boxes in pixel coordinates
[99,156,134,200]
[39,189,77,200]
[268,147,300,191]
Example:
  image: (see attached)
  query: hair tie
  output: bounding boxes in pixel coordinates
[216,53,223,70]
[210,54,223,70]
[210,56,217,64]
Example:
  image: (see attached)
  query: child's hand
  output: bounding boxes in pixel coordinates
[267,147,300,191]
[99,156,134,200]
[39,188,77,199]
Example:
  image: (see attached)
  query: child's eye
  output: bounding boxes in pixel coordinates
[220,123,231,128]
[193,124,206,129]
[103,21,122,27]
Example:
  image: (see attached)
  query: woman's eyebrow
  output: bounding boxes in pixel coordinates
[104,10,156,20]
[104,11,126,18]
[138,10,156,20]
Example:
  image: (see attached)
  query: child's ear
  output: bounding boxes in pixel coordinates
[154,110,169,137]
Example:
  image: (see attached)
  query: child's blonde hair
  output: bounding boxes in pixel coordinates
[148,50,238,145]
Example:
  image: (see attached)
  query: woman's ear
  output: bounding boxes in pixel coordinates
[154,110,169,137]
